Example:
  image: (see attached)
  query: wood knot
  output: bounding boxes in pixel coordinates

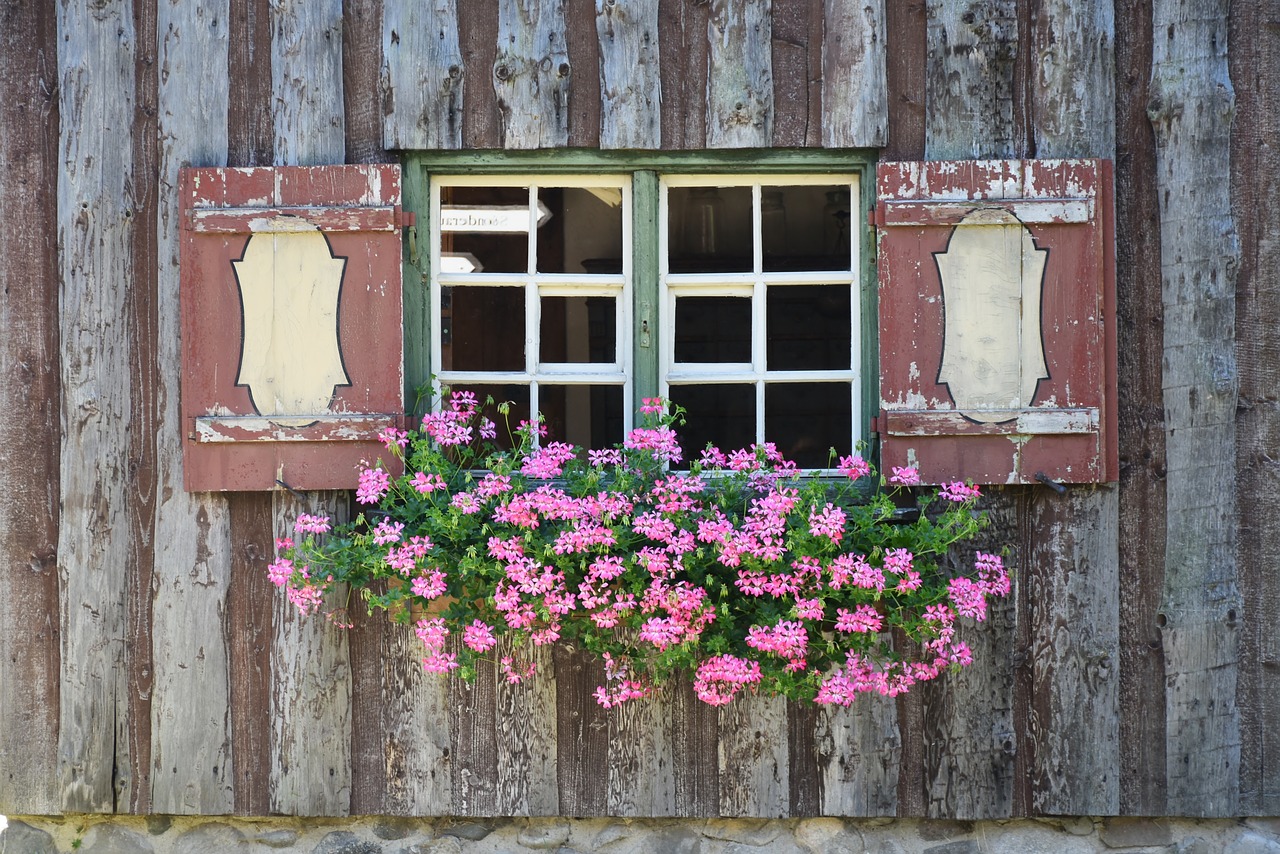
[494,64,512,82]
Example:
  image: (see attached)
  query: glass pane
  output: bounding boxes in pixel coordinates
[766,285,852,370]
[674,296,751,363]
[440,286,525,371]
[667,185,752,273]
[539,385,625,450]
[439,383,531,452]
[439,186,529,274]
[540,296,617,363]
[761,184,854,272]
[669,384,756,462]
[539,186,624,273]
[765,382,852,468]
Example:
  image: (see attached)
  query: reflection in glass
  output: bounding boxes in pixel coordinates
[540,385,625,450]
[765,382,852,468]
[674,296,751,363]
[539,186,624,273]
[669,384,755,462]
[540,296,617,363]
[668,185,752,273]
[440,286,525,371]
[766,285,852,371]
[440,186,529,274]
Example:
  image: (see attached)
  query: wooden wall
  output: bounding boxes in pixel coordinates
[0,0,1273,820]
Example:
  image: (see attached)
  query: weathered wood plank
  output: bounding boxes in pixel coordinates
[657,0,710,149]
[495,645,559,814]
[813,698,899,816]
[269,493,353,816]
[228,0,273,166]
[769,0,822,148]
[924,0,1022,160]
[344,0,388,163]
[718,693,788,817]
[494,0,571,149]
[56,0,138,814]
[1113,0,1167,816]
[821,0,888,147]
[1017,0,1121,817]
[884,0,926,160]
[458,0,502,148]
[1231,1,1280,818]
[149,0,236,815]
[670,678,720,816]
[1149,0,1241,818]
[596,0,661,149]
[227,494,276,816]
[0,0,61,816]
[373,624,452,815]
[272,0,346,166]
[608,679,676,816]
[382,0,463,150]
[566,0,602,147]
[706,0,772,148]
[554,645,608,816]
[450,656,499,815]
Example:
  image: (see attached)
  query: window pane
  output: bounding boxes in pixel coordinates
[539,186,624,273]
[440,286,525,371]
[668,185,752,273]
[669,384,756,461]
[540,385,625,449]
[440,383,531,452]
[761,184,854,272]
[540,296,617,363]
[765,382,852,468]
[674,296,752,363]
[439,186,528,274]
[766,285,852,370]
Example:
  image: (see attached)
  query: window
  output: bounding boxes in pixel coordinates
[413,153,874,470]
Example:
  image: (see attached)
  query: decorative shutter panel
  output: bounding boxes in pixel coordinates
[180,164,407,491]
[874,159,1118,485]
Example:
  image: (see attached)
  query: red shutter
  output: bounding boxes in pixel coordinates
[874,159,1118,485]
[180,164,406,491]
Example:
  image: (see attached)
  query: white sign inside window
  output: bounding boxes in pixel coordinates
[439,202,552,233]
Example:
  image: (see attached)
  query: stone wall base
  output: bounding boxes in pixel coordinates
[4,814,1280,854]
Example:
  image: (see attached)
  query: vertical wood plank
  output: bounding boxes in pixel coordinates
[813,698,899,816]
[1230,0,1280,818]
[458,0,502,148]
[228,0,274,166]
[494,0,571,149]
[821,0,888,147]
[375,624,453,815]
[0,0,61,816]
[670,679,720,816]
[149,0,236,815]
[924,0,1023,160]
[227,495,276,816]
[565,0,602,147]
[706,0,772,148]
[382,0,463,150]
[495,645,559,815]
[554,646,608,816]
[770,0,822,148]
[1149,0,1242,818]
[596,0,661,150]
[883,0,926,160]
[1113,0,1167,816]
[657,0,709,149]
[608,681,676,816]
[343,0,388,163]
[1020,0,1121,817]
[718,693,788,817]
[269,493,352,816]
[450,657,499,815]
[272,0,346,166]
[56,0,138,814]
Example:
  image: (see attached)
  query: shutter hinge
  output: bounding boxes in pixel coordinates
[871,411,886,434]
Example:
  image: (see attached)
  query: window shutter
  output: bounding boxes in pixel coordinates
[180,164,407,491]
[874,159,1117,485]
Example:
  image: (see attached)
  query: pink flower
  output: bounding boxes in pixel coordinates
[479,417,498,440]
[411,471,447,494]
[372,519,404,545]
[838,454,871,480]
[463,620,497,652]
[378,427,408,450]
[411,570,447,600]
[356,467,391,504]
[940,480,981,502]
[808,503,846,542]
[294,514,331,534]
[422,652,460,673]
[948,576,988,621]
[640,397,666,414]
[693,654,762,706]
[889,466,921,486]
[835,605,882,633]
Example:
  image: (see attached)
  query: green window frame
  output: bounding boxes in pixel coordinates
[401,150,879,469]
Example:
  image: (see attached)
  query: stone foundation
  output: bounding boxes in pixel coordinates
[4,815,1280,854]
